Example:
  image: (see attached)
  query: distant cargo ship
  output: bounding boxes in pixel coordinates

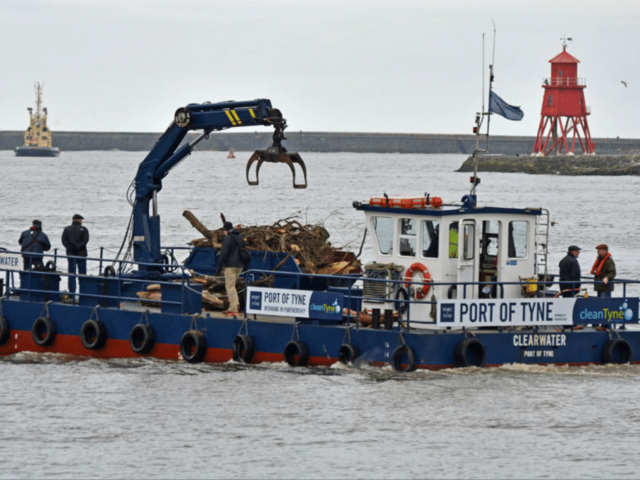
[14,82,60,157]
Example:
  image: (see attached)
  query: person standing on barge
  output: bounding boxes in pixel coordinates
[61,214,90,294]
[592,244,616,298]
[214,221,245,316]
[558,245,581,297]
[19,219,51,270]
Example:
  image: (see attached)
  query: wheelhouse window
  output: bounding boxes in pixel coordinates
[508,221,528,258]
[372,216,393,255]
[463,224,474,260]
[399,218,417,257]
[449,222,459,259]
[422,220,440,258]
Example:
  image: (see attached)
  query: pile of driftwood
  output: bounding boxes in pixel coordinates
[136,211,362,312]
[183,210,361,275]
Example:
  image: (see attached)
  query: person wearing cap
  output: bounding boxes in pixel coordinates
[61,214,90,294]
[214,221,246,316]
[18,219,51,270]
[591,244,616,298]
[558,245,581,298]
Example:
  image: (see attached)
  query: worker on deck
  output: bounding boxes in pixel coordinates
[592,244,616,298]
[61,214,90,294]
[215,221,246,316]
[19,219,51,270]
[558,245,581,297]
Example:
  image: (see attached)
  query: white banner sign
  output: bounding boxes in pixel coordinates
[438,298,576,327]
[0,252,22,271]
[247,287,313,318]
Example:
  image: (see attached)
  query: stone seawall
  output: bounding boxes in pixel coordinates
[458,154,640,175]
[2,130,640,155]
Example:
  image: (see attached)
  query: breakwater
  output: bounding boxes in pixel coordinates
[2,130,640,155]
[458,154,640,175]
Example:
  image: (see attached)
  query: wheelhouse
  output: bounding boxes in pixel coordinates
[354,195,548,324]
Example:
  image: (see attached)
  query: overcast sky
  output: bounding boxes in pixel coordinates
[2,0,640,138]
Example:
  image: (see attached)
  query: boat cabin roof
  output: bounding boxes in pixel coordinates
[353,198,543,217]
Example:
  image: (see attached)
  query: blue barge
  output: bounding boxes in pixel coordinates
[1,99,638,371]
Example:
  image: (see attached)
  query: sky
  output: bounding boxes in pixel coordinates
[2,0,640,138]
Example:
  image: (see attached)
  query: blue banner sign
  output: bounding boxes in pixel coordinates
[246,287,343,321]
[573,298,638,325]
[439,297,639,327]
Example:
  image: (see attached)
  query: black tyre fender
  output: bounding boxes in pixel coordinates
[81,319,108,350]
[0,316,10,346]
[180,330,207,363]
[447,285,457,299]
[338,343,360,366]
[45,261,56,272]
[454,338,487,367]
[129,324,155,355]
[103,265,116,277]
[32,316,57,347]
[395,287,408,315]
[283,340,309,367]
[232,334,255,363]
[602,338,633,365]
[391,345,417,372]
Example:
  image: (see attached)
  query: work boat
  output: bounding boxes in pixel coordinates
[1,100,639,371]
[14,82,60,157]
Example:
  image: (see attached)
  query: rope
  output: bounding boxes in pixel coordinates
[341,325,353,345]
[140,309,150,326]
[89,305,100,322]
[38,300,53,319]
[237,318,249,336]
[290,322,300,342]
[189,314,199,331]
[0,296,4,317]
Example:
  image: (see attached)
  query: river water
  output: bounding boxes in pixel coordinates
[1,149,640,479]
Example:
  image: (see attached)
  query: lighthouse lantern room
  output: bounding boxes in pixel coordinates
[532,40,595,156]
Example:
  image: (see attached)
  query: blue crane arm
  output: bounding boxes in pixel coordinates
[131,99,277,270]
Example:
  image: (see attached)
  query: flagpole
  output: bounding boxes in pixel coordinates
[485,21,497,151]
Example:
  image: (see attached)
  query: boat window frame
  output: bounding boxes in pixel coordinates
[421,219,440,259]
[371,215,394,256]
[508,220,529,259]
[398,217,418,258]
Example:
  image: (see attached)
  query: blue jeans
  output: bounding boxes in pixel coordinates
[597,291,611,298]
[67,257,87,293]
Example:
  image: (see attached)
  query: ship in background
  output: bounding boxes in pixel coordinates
[14,82,60,157]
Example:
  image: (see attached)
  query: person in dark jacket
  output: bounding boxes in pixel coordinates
[591,243,616,298]
[558,245,581,298]
[214,221,245,315]
[18,220,51,270]
[61,214,90,293]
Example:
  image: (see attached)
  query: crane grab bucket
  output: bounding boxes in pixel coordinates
[245,109,308,189]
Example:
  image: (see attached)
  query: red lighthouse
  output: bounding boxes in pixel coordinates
[532,41,595,156]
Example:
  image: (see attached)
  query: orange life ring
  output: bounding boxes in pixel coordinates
[404,262,431,298]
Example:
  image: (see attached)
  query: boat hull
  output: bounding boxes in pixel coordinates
[1,299,637,369]
[14,146,60,157]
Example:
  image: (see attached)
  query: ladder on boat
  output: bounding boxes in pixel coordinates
[535,208,550,278]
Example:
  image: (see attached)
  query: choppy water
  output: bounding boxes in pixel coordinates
[1,149,640,479]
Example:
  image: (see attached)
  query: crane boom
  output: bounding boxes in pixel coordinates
[130,99,305,272]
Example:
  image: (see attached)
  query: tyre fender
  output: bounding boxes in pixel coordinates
[602,338,633,365]
[232,334,255,364]
[130,324,155,355]
[454,338,487,367]
[180,330,207,363]
[81,319,108,350]
[32,316,57,347]
[283,340,309,367]
[391,345,417,372]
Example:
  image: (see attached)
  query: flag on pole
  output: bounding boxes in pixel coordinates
[489,91,524,121]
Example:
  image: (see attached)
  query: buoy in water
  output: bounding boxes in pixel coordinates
[227,148,235,159]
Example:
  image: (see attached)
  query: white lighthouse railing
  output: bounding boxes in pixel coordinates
[542,77,586,87]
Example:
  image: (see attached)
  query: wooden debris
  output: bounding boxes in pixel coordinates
[182,210,362,275]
